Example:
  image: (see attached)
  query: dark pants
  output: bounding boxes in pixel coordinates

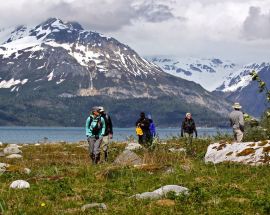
[138,131,152,147]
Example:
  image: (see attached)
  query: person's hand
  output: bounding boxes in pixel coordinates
[109,134,113,139]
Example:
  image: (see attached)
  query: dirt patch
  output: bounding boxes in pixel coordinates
[236,148,256,157]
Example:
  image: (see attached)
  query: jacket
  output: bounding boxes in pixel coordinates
[229,110,244,131]
[85,115,106,137]
[181,118,197,136]
[136,117,150,133]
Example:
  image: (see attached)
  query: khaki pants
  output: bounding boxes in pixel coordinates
[233,129,243,142]
[101,135,110,153]
[184,132,194,155]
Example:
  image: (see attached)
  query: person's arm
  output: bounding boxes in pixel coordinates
[193,121,198,138]
[108,115,113,135]
[181,121,184,137]
[100,117,106,137]
[239,113,244,131]
[86,117,90,136]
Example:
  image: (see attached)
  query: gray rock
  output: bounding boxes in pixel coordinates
[3,145,22,155]
[81,203,107,211]
[153,185,189,196]
[6,154,23,159]
[132,192,161,200]
[10,180,30,189]
[0,152,5,157]
[125,142,142,151]
[0,163,9,173]
[114,150,143,166]
[130,185,189,200]
[24,168,31,175]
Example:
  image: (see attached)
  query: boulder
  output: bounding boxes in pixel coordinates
[130,185,189,200]
[125,142,142,151]
[3,145,22,155]
[114,150,143,166]
[10,180,30,189]
[205,140,270,165]
[81,203,107,211]
[6,154,23,159]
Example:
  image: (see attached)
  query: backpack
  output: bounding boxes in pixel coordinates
[88,116,103,135]
[149,122,156,137]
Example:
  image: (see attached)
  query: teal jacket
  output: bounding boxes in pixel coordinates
[85,115,106,137]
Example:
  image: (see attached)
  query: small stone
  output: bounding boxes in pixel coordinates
[165,167,175,174]
[3,145,22,155]
[6,154,23,159]
[114,150,143,166]
[153,185,189,196]
[125,142,142,151]
[81,203,107,211]
[24,168,31,175]
[0,163,9,173]
[169,148,186,153]
[10,180,30,189]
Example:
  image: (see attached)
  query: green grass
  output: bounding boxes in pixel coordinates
[0,138,270,214]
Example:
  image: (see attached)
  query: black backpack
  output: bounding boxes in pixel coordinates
[88,116,103,135]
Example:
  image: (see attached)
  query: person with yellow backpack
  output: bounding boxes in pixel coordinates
[135,112,151,146]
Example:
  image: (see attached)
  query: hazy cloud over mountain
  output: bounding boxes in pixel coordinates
[0,0,270,63]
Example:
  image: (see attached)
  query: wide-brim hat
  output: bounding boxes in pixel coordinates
[232,102,242,109]
[98,106,105,112]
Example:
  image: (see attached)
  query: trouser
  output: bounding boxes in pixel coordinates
[138,131,152,147]
[184,132,194,155]
[87,136,103,164]
[233,129,243,142]
[101,135,110,161]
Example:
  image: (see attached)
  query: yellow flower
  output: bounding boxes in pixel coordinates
[41,203,46,207]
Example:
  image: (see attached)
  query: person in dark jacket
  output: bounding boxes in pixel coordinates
[181,112,197,155]
[98,106,113,162]
[136,112,151,146]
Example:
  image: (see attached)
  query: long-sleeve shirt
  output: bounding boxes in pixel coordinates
[85,115,105,137]
[229,110,244,130]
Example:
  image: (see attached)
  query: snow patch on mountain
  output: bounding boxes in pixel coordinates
[216,62,270,92]
[148,56,239,92]
[0,78,28,88]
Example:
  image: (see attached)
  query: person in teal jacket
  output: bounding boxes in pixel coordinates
[86,106,106,164]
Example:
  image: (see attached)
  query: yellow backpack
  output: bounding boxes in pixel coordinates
[136,126,143,136]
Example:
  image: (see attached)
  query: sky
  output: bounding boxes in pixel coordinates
[0,0,270,64]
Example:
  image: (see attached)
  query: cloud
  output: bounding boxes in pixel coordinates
[0,0,183,32]
[243,6,270,39]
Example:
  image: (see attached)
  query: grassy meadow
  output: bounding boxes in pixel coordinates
[0,137,270,214]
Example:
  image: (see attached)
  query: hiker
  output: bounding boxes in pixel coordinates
[181,112,198,155]
[98,106,113,162]
[136,112,151,146]
[148,114,156,138]
[229,102,244,142]
[86,106,106,164]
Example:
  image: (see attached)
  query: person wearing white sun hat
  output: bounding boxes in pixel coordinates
[229,102,244,142]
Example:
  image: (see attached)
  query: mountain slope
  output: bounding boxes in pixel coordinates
[148,56,238,92]
[0,18,231,126]
[215,63,270,117]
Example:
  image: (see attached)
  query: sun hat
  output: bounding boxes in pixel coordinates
[98,106,105,112]
[186,112,191,117]
[91,106,100,112]
[232,102,242,109]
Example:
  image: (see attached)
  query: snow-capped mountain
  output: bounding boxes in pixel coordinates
[215,62,270,117]
[148,56,239,92]
[216,62,270,92]
[0,18,232,126]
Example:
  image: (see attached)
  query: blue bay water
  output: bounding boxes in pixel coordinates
[0,127,232,144]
